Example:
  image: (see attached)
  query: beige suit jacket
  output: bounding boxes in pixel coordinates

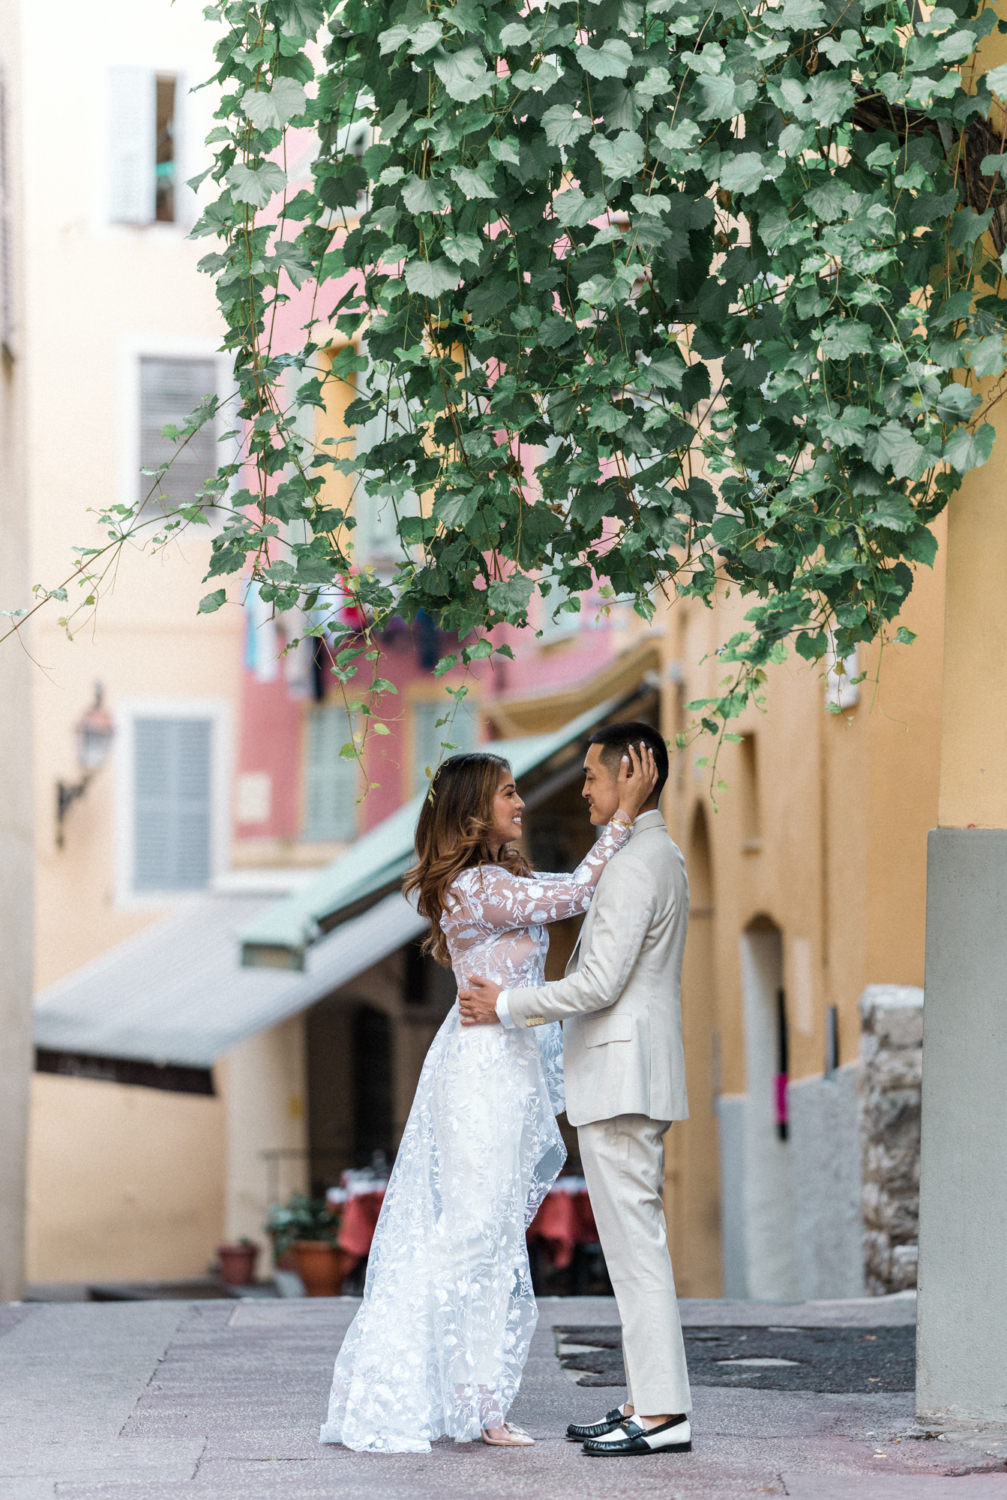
[505,810,690,1128]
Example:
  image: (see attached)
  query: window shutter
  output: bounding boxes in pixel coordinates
[412,699,478,790]
[109,68,156,225]
[134,718,212,891]
[139,357,218,510]
[352,341,418,566]
[302,707,358,840]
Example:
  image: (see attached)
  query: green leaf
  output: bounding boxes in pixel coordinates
[487,572,534,615]
[554,188,607,227]
[434,490,480,526]
[442,232,483,265]
[379,20,442,54]
[588,400,631,433]
[697,72,756,121]
[541,105,593,148]
[943,422,996,472]
[401,175,451,214]
[863,422,929,481]
[968,336,1007,379]
[405,260,458,297]
[241,77,307,130]
[820,322,873,360]
[198,589,227,614]
[590,130,645,180]
[274,0,323,36]
[894,626,917,645]
[226,162,287,207]
[433,46,494,102]
[576,39,633,79]
[451,163,497,199]
[804,179,848,222]
[986,61,1007,98]
[818,406,875,444]
[719,153,768,195]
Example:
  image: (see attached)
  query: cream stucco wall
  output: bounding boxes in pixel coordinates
[221,1017,309,1262]
[21,0,244,1283]
[26,1072,224,1282]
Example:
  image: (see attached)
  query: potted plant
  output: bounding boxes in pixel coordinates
[265,1193,348,1296]
[216,1237,258,1287]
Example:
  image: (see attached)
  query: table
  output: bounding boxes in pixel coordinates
[327,1174,598,1269]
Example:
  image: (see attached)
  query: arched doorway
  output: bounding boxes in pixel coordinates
[737,916,798,1300]
[666,802,724,1296]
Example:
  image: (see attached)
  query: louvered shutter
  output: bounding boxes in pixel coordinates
[109,68,156,225]
[302,707,358,840]
[134,718,212,890]
[139,358,218,510]
[352,341,418,565]
[412,699,478,790]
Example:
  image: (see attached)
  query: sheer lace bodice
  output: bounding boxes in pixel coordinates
[320,820,630,1454]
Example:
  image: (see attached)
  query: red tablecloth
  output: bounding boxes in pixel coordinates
[527,1189,598,1270]
[337,1189,386,1258]
[331,1182,597,1269]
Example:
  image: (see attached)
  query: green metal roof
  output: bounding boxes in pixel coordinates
[239,697,620,969]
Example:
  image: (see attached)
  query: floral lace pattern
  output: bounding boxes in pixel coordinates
[319,820,631,1454]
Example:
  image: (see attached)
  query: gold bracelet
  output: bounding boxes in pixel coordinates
[611,814,632,830]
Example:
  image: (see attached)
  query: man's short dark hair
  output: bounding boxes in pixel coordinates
[587,720,669,802]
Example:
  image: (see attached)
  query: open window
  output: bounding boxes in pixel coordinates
[109,68,178,226]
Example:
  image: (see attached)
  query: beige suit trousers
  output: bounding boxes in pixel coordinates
[578,1114,692,1416]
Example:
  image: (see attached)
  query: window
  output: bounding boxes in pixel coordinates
[739,733,761,851]
[412,698,479,791]
[139,357,218,511]
[109,69,177,226]
[133,718,212,891]
[303,706,359,841]
[156,77,176,223]
[352,340,418,567]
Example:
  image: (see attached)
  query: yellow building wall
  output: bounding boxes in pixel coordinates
[659,512,947,1294]
[26,1072,225,1284]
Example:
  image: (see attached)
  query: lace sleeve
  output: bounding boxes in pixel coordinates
[445,820,632,931]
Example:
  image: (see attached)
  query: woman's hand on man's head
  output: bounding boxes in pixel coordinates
[616,743,659,822]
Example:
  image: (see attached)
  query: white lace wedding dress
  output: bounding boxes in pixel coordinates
[319,819,631,1453]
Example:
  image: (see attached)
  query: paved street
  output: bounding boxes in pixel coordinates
[2,1294,1006,1499]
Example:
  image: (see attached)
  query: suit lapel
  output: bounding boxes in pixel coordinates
[564,814,667,976]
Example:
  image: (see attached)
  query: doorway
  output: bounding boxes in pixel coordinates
[738,917,798,1300]
[666,803,723,1296]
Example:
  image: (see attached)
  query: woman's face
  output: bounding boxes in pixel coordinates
[490,767,525,850]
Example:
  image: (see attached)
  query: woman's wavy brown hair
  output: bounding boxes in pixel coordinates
[403,752,532,966]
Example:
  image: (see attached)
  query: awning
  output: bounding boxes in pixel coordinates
[239,695,624,970]
[33,890,427,1070]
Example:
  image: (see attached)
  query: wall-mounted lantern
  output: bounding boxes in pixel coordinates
[56,684,115,848]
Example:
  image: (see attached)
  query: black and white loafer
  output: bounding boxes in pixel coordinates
[566,1406,630,1442]
[582,1414,692,1456]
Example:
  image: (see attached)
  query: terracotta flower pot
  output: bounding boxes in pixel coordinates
[292,1239,348,1297]
[217,1242,257,1287]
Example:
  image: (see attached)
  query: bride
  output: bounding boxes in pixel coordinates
[319,742,657,1453]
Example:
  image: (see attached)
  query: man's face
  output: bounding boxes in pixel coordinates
[582,743,621,826]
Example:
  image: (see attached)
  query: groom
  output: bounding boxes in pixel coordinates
[459,721,692,1457]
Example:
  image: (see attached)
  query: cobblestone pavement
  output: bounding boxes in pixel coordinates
[1,1294,1006,1499]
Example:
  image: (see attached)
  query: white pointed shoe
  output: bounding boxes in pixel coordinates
[482,1422,535,1446]
[583,1414,691,1455]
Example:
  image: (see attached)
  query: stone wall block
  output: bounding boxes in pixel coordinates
[857,984,924,1296]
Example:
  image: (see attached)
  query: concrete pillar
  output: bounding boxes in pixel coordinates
[0,6,31,1304]
[917,416,1007,1421]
